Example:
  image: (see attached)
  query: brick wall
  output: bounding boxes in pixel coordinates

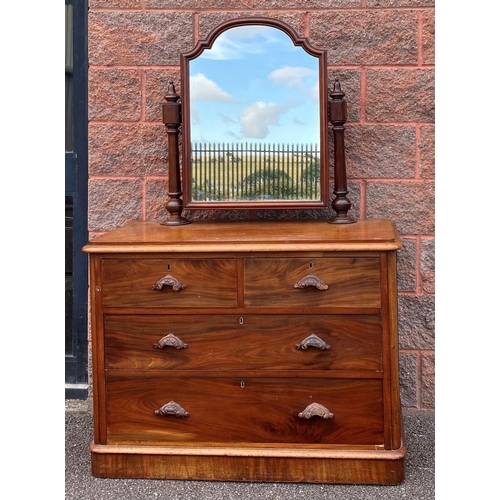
[88,0,435,410]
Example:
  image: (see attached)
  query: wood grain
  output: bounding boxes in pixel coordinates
[244,257,381,308]
[83,219,401,254]
[85,219,405,483]
[91,443,406,483]
[104,314,383,371]
[105,376,384,446]
[101,258,237,308]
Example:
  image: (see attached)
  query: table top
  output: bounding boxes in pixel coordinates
[83,219,401,254]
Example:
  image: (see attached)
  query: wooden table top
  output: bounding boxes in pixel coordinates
[83,219,401,253]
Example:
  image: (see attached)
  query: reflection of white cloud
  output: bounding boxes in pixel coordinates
[190,73,235,102]
[239,101,296,139]
[218,112,237,124]
[310,81,319,101]
[293,117,305,125]
[201,25,287,60]
[225,130,241,140]
[191,107,199,124]
[268,66,316,87]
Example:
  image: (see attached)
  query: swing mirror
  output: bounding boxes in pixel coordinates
[180,18,329,210]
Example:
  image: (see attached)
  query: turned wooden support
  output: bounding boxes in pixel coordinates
[328,79,355,224]
[162,81,191,225]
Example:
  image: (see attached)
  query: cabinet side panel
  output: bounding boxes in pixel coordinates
[387,250,402,449]
[380,252,392,449]
[90,254,107,444]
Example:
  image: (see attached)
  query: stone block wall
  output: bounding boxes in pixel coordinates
[88,0,435,410]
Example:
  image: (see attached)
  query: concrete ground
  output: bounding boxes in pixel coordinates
[66,400,434,500]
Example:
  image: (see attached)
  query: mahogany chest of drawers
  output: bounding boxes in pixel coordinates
[83,219,406,484]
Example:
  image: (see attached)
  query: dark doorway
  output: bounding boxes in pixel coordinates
[65,0,88,399]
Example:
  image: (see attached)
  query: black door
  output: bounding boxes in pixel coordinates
[65,0,88,399]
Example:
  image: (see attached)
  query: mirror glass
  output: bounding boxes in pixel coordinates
[183,23,327,208]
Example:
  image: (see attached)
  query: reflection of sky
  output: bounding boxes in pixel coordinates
[189,26,320,146]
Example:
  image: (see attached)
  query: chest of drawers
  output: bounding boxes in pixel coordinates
[83,219,406,484]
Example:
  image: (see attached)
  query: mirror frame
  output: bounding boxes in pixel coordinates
[180,17,329,210]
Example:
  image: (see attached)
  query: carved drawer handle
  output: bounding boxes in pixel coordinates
[151,274,186,291]
[298,403,334,420]
[154,401,190,418]
[293,274,329,290]
[296,334,331,351]
[153,333,188,350]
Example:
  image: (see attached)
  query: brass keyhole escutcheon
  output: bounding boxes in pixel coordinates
[241,381,245,388]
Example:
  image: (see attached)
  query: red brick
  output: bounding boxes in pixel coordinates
[145,179,169,222]
[253,0,361,7]
[399,352,417,408]
[89,12,193,66]
[90,0,141,8]
[88,178,143,232]
[89,124,168,176]
[367,0,434,6]
[146,0,253,7]
[89,69,141,122]
[422,353,435,409]
[366,69,435,123]
[420,237,435,294]
[397,237,417,292]
[145,69,181,123]
[366,181,434,235]
[398,295,435,349]
[421,10,435,65]
[345,125,416,179]
[419,125,434,179]
[310,10,418,65]
[186,209,251,222]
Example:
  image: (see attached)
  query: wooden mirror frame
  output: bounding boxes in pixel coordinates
[162,17,355,224]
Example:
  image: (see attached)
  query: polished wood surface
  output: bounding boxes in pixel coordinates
[91,440,406,483]
[83,219,401,253]
[101,258,237,308]
[243,256,381,308]
[105,376,384,446]
[104,314,383,371]
[85,220,405,483]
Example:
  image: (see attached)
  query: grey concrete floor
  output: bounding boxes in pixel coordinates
[65,401,434,500]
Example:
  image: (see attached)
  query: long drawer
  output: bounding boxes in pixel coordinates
[101,258,237,308]
[105,376,384,446]
[243,257,382,308]
[104,314,382,371]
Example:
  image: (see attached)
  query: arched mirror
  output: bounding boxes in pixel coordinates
[180,18,329,210]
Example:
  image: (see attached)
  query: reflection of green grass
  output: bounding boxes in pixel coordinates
[191,153,320,201]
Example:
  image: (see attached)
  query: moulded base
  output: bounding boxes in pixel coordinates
[90,437,406,484]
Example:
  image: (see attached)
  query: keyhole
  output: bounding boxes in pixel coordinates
[239,317,244,325]
[309,262,313,268]
[241,381,245,388]
[166,264,171,270]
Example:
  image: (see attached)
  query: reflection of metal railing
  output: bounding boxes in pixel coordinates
[191,142,320,201]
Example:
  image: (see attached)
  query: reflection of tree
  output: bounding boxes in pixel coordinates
[301,158,320,184]
[240,169,296,199]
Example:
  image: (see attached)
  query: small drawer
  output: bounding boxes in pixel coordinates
[101,258,237,308]
[105,376,384,446]
[104,314,382,371]
[244,257,381,309]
